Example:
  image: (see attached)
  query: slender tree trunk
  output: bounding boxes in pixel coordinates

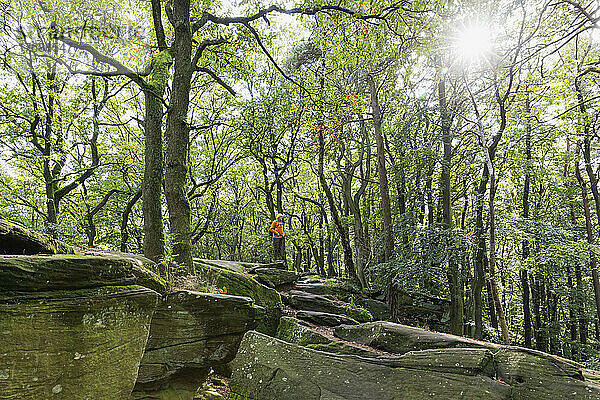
[143,51,172,263]
[521,91,533,348]
[520,269,532,348]
[368,74,393,261]
[575,160,600,336]
[121,188,142,252]
[439,74,463,336]
[488,172,510,344]
[317,73,357,284]
[473,168,489,339]
[165,0,194,272]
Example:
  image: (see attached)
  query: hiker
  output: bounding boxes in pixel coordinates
[269,214,285,261]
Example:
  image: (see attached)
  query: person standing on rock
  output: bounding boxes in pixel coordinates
[269,214,285,262]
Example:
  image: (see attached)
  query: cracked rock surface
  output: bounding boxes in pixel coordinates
[0,253,164,399]
[132,290,260,399]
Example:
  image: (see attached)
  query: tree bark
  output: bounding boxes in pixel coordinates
[165,0,194,272]
[521,90,533,348]
[367,74,393,261]
[575,159,600,338]
[143,50,172,263]
[439,74,463,336]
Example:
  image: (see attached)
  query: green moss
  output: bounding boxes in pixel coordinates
[0,285,158,398]
[195,261,282,335]
[147,50,172,92]
[344,303,373,322]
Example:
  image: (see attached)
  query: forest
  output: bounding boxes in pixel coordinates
[2,0,600,369]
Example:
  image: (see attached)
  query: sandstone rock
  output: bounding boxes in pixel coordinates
[195,261,282,335]
[0,286,159,399]
[495,347,600,399]
[0,219,74,254]
[253,268,298,288]
[296,310,359,327]
[0,254,167,294]
[288,291,372,323]
[334,321,499,355]
[276,317,379,357]
[293,281,361,300]
[132,290,258,400]
[358,298,391,321]
[229,331,512,400]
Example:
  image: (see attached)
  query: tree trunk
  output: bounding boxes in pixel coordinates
[575,159,600,338]
[521,94,533,347]
[473,168,489,339]
[439,74,463,336]
[368,74,393,261]
[121,188,142,252]
[143,50,172,263]
[165,0,194,272]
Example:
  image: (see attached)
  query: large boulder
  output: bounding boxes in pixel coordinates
[0,254,167,294]
[0,219,74,254]
[0,253,165,399]
[358,298,390,321]
[230,331,600,400]
[288,291,372,323]
[276,317,379,357]
[296,310,359,327]
[496,347,600,399]
[253,268,298,288]
[229,331,512,400]
[195,261,282,335]
[132,290,259,399]
[334,321,499,355]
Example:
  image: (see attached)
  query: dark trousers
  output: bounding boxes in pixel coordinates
[273,237,284,261]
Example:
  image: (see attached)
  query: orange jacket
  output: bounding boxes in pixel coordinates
[269,219,285,238]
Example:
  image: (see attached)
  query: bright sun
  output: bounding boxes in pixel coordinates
[454,23,493,64]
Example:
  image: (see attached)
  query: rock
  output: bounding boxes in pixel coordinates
[253,267,298,288]
[397,289,450,330]
[0,286,159,399]
[358,298,391,321]
[276,317,379,357]
[196,259,249,273]
[195,261,282,335]
[296,310,359,327]
[132,290,259,399]
[229,331,512,400]
[288,291,372,323]
[293,281,361,300]
[0,254,167,294]
[246,261,287,272]
[0,218,74,254]
[197,259,287,274]
[334,321,499,355]
[495,347,600,399]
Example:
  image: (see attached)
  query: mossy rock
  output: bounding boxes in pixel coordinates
[334,321,499,355]
[195,261,282,335]
[230,331,513,400]
[0,219,74,255]
[288,291,372,323]
[495,347,600,399]
[275,317,377,357]
[0,286,159,399]
[253,268,299,288]
[296,310,359,327]
[0,254,167,294]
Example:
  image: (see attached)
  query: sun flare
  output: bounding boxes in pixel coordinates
[454,23,493,64]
